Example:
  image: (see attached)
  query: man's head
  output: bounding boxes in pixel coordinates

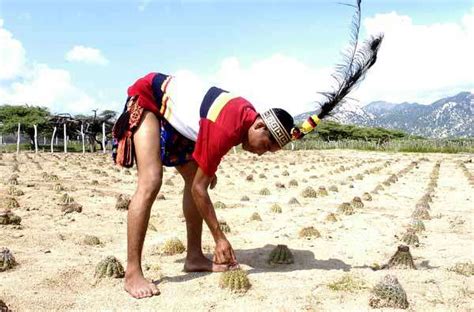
[242,108,294,156]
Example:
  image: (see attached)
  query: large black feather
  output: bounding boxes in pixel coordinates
[317,0,383,120]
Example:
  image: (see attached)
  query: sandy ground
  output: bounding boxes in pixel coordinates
[1,149,473,311]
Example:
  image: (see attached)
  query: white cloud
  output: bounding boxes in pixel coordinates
[354,8,474,104]
[0,21,110,114]
[0,19,26,80]
[65,45,109,66]
[138,0,152,12]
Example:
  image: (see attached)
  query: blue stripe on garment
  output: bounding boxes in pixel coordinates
[151,73,169,106]
[199,86,228,118]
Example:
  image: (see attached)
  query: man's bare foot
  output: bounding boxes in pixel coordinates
[184,254,238,272]
[124,271,160,299]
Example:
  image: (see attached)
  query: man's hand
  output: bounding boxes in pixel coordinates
[210,174,218,189]
[213,238,237,265]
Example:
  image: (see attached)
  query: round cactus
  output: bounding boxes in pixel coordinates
[448,261,474,276]
[94,256,125,278]
[301,186,317,198]
[270,203,282,214]
[245,174,254,182]
[329,185,339,192]
[240,195,250,202]
[5,197,19,209]
[288,197,301,206]
[325,213,338,222]
[7,175,19,186]
[288,179,298,187]
[267,244,294,265]
[249,212,262,221]
[219,220,231,233]
[0,210,21,225]
[0,248,17,272]
[400,229,420,246]
[351,197,364,209]
[115,194,130,210]
[412,206,430,220]
[59,193,74,205]
[214,201,227,209]
[161,238,186,255]
[299,226,321,239]
[7,186,24,197]
[259,188,271,196]
[219,269,251,293]
[338,202,355,215]
[386,245,416,270]
[362,192,372,201]
[369,275,409,309]
[317,186,328,197]
[83,235,101,246]
[409,219,425,233]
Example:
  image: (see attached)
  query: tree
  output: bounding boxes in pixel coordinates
[76,109,117,152]
[0,105,52,146]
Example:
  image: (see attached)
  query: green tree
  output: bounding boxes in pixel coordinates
[0,105,52,146]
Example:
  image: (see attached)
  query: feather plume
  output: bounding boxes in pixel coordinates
[316,0,383,120]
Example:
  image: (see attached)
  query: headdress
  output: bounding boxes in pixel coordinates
[263,0,383,146]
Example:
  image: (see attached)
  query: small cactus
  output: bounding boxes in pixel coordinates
[115,194,130,210]
[161,238,185,255]
[7,176,19,185]
[270,203,282,214]
[369,275,409,309]
[400,229,420,246]
[351,197,364,209]
[288,179,298,187]
[83,235,101,246]
[409,219,425,233]
[214,201,227,209]
[299,226,321,239]
[448,261,474,276]
[259,188,271,196]
[385,245,416,270]
[338,202,354,215]
[219,269,251,293]
[301,186,317,198]
[362,192,372,201]
[0,210,21,225]
[0,248,17,272]
[5,197,19,209]
[325,213,338,222]
[249,212,262,221]
[7,186,24,196]
[329,185,338,192]
[52,183,64,192]
[94,256,125,278]
[412,206,430,220]
[240,196,250,202]
[0,299,9,311]
[246,174,254,182]
[59,193,74,205]
[288,197,301,206]
[317,186,328,197]
[268,244,294,265]
[61,202,83,214]
[219,220,231,233]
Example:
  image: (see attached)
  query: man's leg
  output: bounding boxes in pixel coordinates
[124,111,162,299]
[176,161,228,272]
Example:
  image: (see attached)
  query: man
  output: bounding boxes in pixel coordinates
[112,72,295,299]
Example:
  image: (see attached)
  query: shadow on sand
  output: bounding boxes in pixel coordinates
[161,244,351,283]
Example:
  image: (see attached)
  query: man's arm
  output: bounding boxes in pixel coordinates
[191,167,236,264]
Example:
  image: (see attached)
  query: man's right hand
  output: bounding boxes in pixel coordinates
[213,238,237,265]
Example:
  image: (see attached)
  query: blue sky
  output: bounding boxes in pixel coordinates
[0,0,473,115]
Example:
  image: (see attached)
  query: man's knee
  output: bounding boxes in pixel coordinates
[138,170,163,197]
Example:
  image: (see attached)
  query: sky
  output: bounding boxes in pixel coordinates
[0,0,473,116]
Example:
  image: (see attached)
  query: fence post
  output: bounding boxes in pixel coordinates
[34,124,38,153]
[16,123,21,154]
[51,126,57,153]
[102,122,106,153]
[63,123,67,153]
[81,123,85,154]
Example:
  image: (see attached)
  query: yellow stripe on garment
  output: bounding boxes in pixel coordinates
[207,92,236,122]
[301,114,320,133]
[160,94,169,115]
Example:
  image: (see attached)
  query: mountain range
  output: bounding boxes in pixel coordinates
[294,92,474,138]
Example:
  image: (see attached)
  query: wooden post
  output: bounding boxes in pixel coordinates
[81,123,85,154]
[43,136,46,145]
[16,123,21,154]
[33,124,38,153]
[102,122,106,153]
[51,126,57,153]
[233,146,237,154]
[0,135,3,145]
[63,123,67,153]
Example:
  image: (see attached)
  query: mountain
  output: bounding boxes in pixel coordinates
[294,92,474,138]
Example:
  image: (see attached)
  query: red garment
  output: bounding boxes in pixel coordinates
[126,72,160,115]
[192,97,258,177]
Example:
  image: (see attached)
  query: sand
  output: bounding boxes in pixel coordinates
[0,150,473,311]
